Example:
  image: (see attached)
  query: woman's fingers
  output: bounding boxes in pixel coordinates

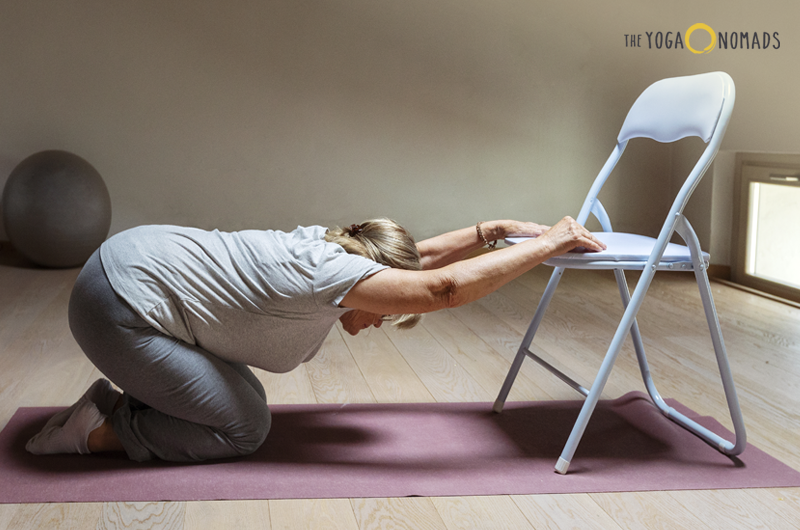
[505,221,550,238]
[580,230,606,252]
[542,217,606,254]
[505,217,605,254]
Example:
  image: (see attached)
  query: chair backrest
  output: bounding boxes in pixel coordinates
[618,72,733,144]
[576,72,735,232]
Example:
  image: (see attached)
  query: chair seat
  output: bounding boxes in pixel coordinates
[505,232,709,270]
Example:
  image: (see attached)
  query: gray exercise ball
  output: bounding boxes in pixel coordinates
[2,150,111,268]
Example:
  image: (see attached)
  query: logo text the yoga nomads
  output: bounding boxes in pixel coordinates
[624,23,780,54]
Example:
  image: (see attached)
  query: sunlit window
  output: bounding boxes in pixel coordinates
[745,180,800,289]
[736,161,800,303]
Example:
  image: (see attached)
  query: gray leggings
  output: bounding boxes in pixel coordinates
[68,251,271,462]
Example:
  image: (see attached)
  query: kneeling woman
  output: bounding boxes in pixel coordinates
[26,217,603,462]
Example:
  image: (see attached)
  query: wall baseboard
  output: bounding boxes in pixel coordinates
[707,264,731,281]
[712,277,800,310]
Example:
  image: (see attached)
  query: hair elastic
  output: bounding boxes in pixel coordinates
[347,224,363,237]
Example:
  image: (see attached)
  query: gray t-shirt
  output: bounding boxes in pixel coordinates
[100,225,387,373]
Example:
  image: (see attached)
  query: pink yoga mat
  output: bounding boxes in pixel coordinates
[1,392,799,503]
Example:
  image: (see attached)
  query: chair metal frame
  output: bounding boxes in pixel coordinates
[493,72,746,475]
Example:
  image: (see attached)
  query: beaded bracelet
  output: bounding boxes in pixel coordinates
[476,222,496,249]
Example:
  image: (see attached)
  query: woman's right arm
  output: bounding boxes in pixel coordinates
[341,217,605,315]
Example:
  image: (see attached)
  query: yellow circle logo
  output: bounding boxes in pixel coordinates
[686,23,716,54]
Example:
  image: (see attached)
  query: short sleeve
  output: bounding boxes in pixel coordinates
[307,242,388,309]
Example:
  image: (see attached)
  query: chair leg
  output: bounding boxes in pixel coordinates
[615,265,746,456]
[671,215,746,455]
[555,266,658,474]
[493,267,564,413]
[687,266,747,454]
[613,269,669,411]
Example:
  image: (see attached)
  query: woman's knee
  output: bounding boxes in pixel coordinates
[227,363,267,403]
[230,404,271,456]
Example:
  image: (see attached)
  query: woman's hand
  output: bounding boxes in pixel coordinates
[502,220,550,239]
[535,216,606,256]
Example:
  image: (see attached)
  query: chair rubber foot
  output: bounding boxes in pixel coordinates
[492,400,504,414]
[555,457,570,475]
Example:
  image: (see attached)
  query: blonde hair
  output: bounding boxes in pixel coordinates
[326,218,422,329]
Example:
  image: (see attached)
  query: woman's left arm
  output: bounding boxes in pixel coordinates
[416,220,549,270]
[342,216,605,317]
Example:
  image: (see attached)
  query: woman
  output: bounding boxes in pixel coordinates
[26,216,604,462]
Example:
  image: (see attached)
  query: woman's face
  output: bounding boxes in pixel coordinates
[339,309,385,335]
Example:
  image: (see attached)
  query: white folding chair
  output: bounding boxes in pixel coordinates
[493,72,746,475]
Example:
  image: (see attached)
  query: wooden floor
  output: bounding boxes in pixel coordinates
[1,247,799,529]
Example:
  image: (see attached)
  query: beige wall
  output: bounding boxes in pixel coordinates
[1,1,797,261]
